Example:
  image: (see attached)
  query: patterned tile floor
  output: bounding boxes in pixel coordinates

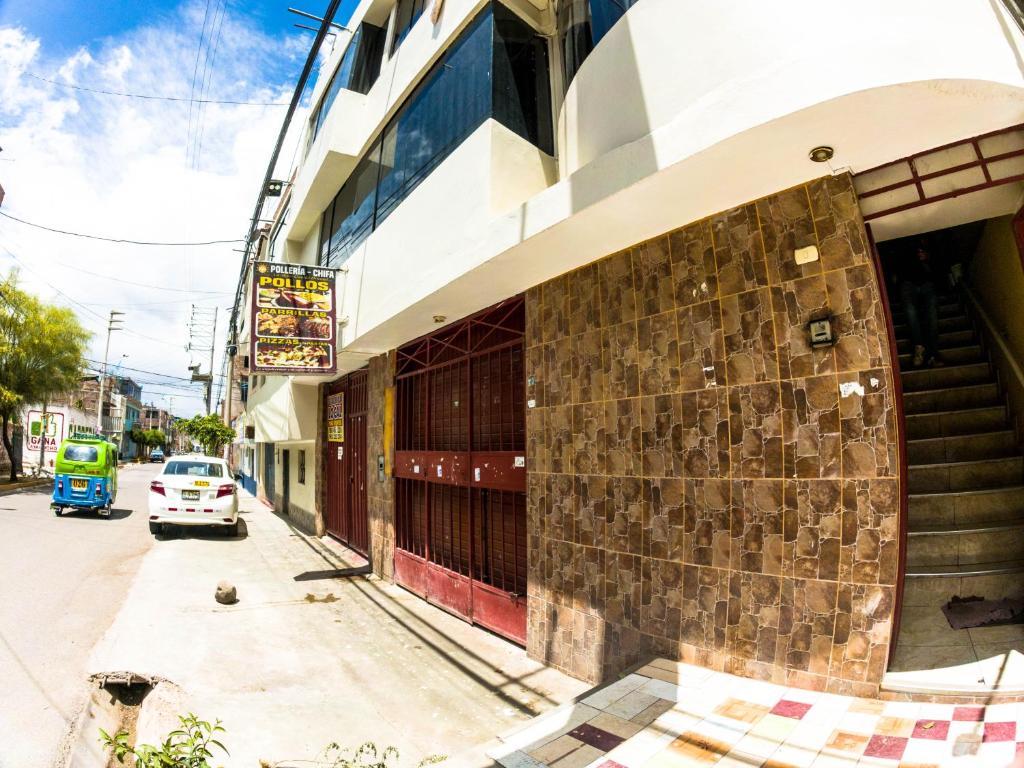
[489,659,1024,768]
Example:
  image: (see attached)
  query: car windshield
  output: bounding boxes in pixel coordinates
[164,461,224,477]
[63,445,99,463]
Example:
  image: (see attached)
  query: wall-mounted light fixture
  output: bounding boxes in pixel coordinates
[432,315,447,324]
[809,146,835,163]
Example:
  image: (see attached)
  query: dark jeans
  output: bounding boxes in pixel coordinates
[901,280,938,360]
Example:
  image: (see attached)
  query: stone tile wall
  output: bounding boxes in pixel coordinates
[366,352,396,581]
[525,174,899,696]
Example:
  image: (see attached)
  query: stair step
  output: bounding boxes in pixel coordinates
[891,301,963,322]
[898,344,986,368]
[896,329,975,354]
[907,517,1024,567]
[893,314,974,338]
[910,486,1024,526]
[900,362,993,392]
[906,430,1019,464]
[909,456,1024,493]
[903,561,1024,607]
[905,405,1010,440]
[903,382,1002,415]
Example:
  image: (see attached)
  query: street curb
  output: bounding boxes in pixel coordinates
[0,478,51,496]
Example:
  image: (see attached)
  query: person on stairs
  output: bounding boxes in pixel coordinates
[896,239,946,369]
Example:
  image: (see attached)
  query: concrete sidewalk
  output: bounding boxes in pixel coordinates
[87,489,586,767]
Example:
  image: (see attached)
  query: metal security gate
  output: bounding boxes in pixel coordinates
[393,296,527,644]
[324,369,369,554]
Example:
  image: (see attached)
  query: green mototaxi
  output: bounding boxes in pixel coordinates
[51,434,119,517]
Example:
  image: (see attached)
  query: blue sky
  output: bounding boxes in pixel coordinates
[0,0,359,415]
[0,0,358,57]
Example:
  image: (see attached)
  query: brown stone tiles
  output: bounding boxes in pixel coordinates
[680,388,731,478]
[571,330,606,404]
[757,186,819,284]
[633,235,674,318]
[826,264,889,373]
[572,403,605,475]
[721,287,778,385]
[730,480,784,576]
[523,173,899,692]
[599,249,636,326]
[771,275,835,379]
[669,218,718,308]
[840,479,899,586]
[783,479,843,582]
[712,203,768,296]
[838,368,895,478]
[541,274,570,343]
[603,321,640,400]
[569,263,602,336]
[677,300,725,391]
[781,374,842,479]
[728,383,783,478]
[638,310,680,396]
[808,174,870,272]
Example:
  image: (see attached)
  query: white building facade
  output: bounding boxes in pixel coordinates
[236,0,1024,696]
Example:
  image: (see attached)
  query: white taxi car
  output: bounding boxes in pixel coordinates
[148,455,238,537]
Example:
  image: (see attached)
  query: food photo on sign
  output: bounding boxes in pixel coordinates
[250,262,338,375]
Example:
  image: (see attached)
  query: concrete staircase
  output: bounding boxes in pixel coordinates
[895,295,1024,608]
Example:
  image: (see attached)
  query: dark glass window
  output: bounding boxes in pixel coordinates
[493,3,553,154]
[310,22,386,146]
[391,0,427,55]
[319,2,553,269]
[558,0,637,87]
[63,445,98,463]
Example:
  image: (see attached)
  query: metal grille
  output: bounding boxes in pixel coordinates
[395,478,427,557]
[430,361,470,452]
[396,374,427,451]
[473,489,526,595]
[323,369,369,554]
[429,485,472,576]
[471,346,525,452]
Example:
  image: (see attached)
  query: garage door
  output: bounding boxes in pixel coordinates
[393,296,527,644]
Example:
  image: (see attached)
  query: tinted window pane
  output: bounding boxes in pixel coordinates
[492,3,553,155]
[559,0,593,86]
[376,9,492,223]
[64,445,98,463]
[165,461,224,477]
[310,22,386,146]
[392,0,427,55]
[326,141,382,266]
[590,0,634,44]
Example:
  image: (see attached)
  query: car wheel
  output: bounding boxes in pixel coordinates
[225,521,239,538]
[149,521,162,536]
[52,506,62,517]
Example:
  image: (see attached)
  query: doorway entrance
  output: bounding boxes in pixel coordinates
[282,449,291,515]
[323,369,369,554]
[262,442,275,506]
[392,296,527,644]
[855,127,1024,692]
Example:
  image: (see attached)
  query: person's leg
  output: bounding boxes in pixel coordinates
[920,281,941,365]
[901,281,925,366]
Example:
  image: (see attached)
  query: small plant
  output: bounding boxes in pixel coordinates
[100,713,228,767]
[265,742,446,768]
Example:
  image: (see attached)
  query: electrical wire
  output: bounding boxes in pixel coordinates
[46,259,235,295]
[83,358,227,381]
[23,72,289,106]
[0,210,244,247]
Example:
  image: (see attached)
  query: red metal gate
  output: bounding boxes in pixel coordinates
[324,369,369,554]
[393,296,527,644]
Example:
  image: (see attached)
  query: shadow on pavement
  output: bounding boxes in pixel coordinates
[57,508,134,521]
[293,565,372,581]
[156,517,249,541]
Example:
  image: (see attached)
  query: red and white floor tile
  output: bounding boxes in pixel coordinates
[489,659,1024,768]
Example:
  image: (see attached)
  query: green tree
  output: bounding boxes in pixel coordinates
[129,424,147,454]
[144,428,166,451]
[180,414,234,456]
[0,272,90,481]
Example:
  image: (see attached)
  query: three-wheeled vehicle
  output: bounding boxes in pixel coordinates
[51,434,118,517]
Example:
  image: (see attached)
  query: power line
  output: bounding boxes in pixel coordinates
[0,210,244,246]
[24,71,289,107]
[83,358,227,382]
[47,259,234,295]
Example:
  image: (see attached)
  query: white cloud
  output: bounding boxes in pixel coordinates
[0,2,310,416]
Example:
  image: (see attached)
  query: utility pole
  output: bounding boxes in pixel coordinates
[187,305,217,416]
[95,310,124,434]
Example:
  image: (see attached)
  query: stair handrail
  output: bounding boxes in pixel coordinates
[963,282,1024,440]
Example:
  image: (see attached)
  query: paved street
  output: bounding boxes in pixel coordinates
[0,464,157,768]
[0,464,585,767]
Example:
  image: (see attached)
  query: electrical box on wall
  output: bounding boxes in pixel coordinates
[807,315,836,348]
[377,454,385,482]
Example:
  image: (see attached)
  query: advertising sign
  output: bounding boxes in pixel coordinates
[327,393,345,443]
[26,410,64,454]
[250,261,337,375]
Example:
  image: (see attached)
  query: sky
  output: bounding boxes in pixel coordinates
[0,0,358,417]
